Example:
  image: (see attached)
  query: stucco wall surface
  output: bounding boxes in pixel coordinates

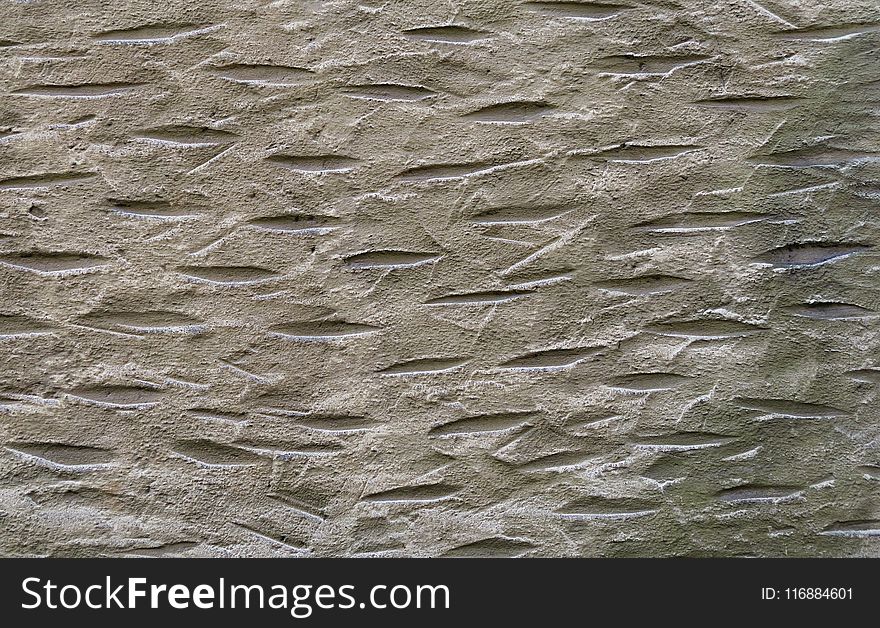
[1,0,879,557]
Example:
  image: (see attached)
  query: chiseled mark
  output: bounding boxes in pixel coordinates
[172,440,262,468]
[722,446,762,462]
[507,270,573,289]
[363,483,459,503]
[132,125,237,147]
[631,432,737,451]
[67,385,164,409]
[429,411,537,436]
[645,319,767,340]
[177,265,280,285]
[773,23,880,42]
[587,143,702,163]
[82,310,205,334]
[248,214,339,233]
[0,315,54,338]
[732,397,848,419]
[207,64,314,85]
[108,199,204,220]
[594,274,692,295]
[751,243,870,268]
[266,154,359,173]
[517,450,599,472]
[125,542,200,557]
[814,478,838,491]
[0,39,23,47]
[0,253,109,275]
[187,144,235,175]
[784,302,876,320]
[344,250,441,269]
[0,395,27,413]
[856,465,880,480]
[295,414,375,433]
[470,205,572,224]
[742,0,795,27]
[268,491,326,522]
[565,412,623,431]
[749,146,876,168]
[93,23,222,44]
[5,443,113,471]
[164,375,209,391]
[695,186,744,198]
[608,372,690,392]
[378,357,469,376]
[186,408,249,426]
[232,523,306,552]
[218,360,278,385]
[251,402,308,419]
[0,391,60,409]
[17,53,90,62]
[524,1,629,20]
[819,520,880,538]
[402,25,490,43]
[716,485,803,503]
[11,83,143,98]
[351,546,406,558]
[441,537,534,558]
[769,181,840,197]
[395,161,507,182]
[848,182,880,199]
[0,171,98,190]
[342,83,437,101]
[66,322,143,339]
[845,368,880,384]
[593,54,711,75]
[268,321,381,340]
[24,483,126,510]
[424,289,532,305]
[237,441,342,460]
[462,101,555,123]
[556,496,659,520]
[185,227,239,257]
[693,95,804,111]
[632,211,770,233]
[499,346,603,371]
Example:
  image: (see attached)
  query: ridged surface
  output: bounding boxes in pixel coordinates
[1,0,879,557]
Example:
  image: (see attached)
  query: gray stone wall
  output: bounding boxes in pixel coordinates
[1,0,878,557]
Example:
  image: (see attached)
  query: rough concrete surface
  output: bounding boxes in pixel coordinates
[1,0,879,558]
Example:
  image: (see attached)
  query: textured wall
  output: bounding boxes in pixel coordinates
[1,0,879,557]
